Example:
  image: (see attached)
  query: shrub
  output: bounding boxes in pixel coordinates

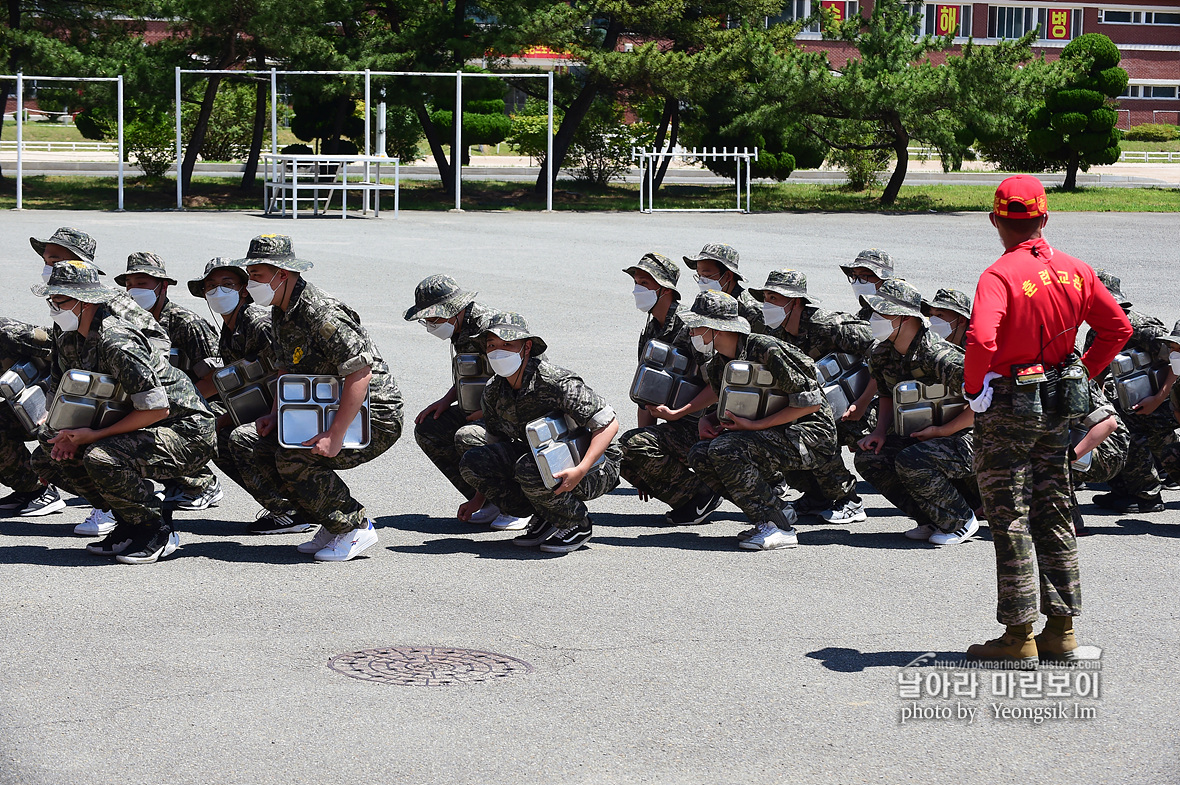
[1122,123,1178,142]
[127,116,177,179]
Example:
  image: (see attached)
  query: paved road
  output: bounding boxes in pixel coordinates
[0,210,1177,784]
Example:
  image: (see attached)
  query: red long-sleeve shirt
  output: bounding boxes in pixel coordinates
[964,237,1132,395]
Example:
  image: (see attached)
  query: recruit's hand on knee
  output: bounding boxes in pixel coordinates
[857,433,886,454]
[416,399,449,424]
[48,428,96,461]
[698,415,721,440]
[255,413,277,437]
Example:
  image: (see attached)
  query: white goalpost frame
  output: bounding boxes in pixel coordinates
[3,73,125,211]
[174,67,554,213]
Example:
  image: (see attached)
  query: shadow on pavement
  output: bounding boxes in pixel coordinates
[593,530,740,552]
[374,513,476,536]
[806,646,965,672]
[0,543,111,567]
[0,519,81,538]
[178,540,315,564]
[385,538,565,560]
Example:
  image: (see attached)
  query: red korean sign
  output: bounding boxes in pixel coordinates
[821,1,846,22]
[1046,9,1072,39]
[935,4,960,35]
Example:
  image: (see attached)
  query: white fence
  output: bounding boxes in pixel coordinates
[0,140,119,153]
[1117,150,1180,163]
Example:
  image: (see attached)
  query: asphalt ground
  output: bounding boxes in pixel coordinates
[0,209,1177,785]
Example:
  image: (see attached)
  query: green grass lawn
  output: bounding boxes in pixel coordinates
[3,174,1178,213]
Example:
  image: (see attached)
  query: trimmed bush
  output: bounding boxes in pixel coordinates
[1063,33,1121,70]
[1087,107,1118,132]
[1123,123,1178,142]
[1051,112,1089,134]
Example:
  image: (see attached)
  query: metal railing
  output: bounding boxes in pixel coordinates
[1117,150,1180,163]
[632,146,760,213]
[0,140,119,152]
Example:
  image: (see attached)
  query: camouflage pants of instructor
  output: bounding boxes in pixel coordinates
[415,405,494,499]
[688,428,828,523]
[619,417,707,508]
[228,420,401,536]
[1107,406,1179,499]
[459,441,621,528]
[0,407,40,494]
[975,387,1079,625]
[30,418,216,530]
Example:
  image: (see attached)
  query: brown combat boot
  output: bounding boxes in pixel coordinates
[1035,616,1079,661]
[966,623,1038,668]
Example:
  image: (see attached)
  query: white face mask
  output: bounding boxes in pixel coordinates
[697,276,723,293]
[633,285,659,313]
[426,320,455,340]
[1171,351,1180,376]
[928,316,954,340]
[487,349,524,378]
[128,286,159,310]
[246,273,281,308]
[851,281,877,299]
[41,265,53,283]
[691,333,713,355]
[762,302,788,329]
[49,302,80,333]
[206,286,241,315]
[870,313,897,341]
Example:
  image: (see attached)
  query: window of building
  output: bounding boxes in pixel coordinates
[1099,8,1180,25]
[1120,84,1180,99]
[987,6,1081,39]
[924,4,973,36]
[768,1,859,34]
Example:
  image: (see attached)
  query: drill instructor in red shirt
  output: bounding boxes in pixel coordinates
[963,176,1131,665]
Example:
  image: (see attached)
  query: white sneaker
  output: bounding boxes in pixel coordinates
[820,497,867,524]
[468,503,501,525]
[489,514,528,531]
[929,515,980,546]
[314,520,378,562]
[74,508,116,537]
[738,522,799,550]
[904,523,937,540]
[296,526,335,554]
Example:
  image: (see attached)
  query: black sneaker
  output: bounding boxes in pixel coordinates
[116,523,180,564]
[247,509,315,535]
[1093,492,1164,513]
[538,519,593,553]
[19,485,66,517]
[0,489,37,511]
[790,492,829,517]
[512,516,556,547]
[665,490,723,525]
[86,522,137,556]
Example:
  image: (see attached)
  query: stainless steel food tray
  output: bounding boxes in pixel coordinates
[276,374,370,449]
[717,361,788,423]
[892,380,968,438]
[452,350,491,416]
[46,369,131,431]
[815,351,871,419]
[1111,348,1168,411]
[0,358,50,433]
[213,355,278,426]
[629,339,704,410]
[525,412,607,490]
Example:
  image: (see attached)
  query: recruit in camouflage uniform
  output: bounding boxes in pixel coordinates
[457,312,621,550]
[682,291,838,549]
[227,236,403,546]
[1086,271,1179,512]
[854,279,979,542]
[752,268,876,516]
[618,253,716,519]
[117,252,223,504]
[1158,321,1180,488]
[404,275,499,502]
[0,318,54,504]
[683,243,766,335]
[1067,380,1130,533]
[30,262,215,560]
[841,249,896,322]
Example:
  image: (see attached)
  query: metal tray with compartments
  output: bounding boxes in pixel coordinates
[629,339,704,410]
[1111,348,1168,411]
[0,358,51,433]
[717,361,788,423]
[213,355,279,426]
[1069,428,1092,473]
[276,374,370,450]
[892,380,968,438]
[814,352,872,420]
[452,350,492,416]
[46,369,131,431]
[525,412,606,490]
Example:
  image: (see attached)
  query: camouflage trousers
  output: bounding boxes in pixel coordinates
[228,420,401,535]
[1107,407,1179,498]
[619,417,708,508]
[895,432,977,533]
[414,405,494,500]
[782,415,876,503]
[171,400,225,495]
[458,440,621,528]
[975,387,1079,625]
[1161,439,1180,491]
[31,416,216,530]
[688,427,829,523]
[214,422,292,513]
[0,407,39,493]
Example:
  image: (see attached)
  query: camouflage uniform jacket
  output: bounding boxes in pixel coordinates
[1078,380,1122,432]
[704,333,837,450]
[219,303,275,366]
[731,284,766,335]
[49,306,211,428]
[770,305,875,362]
[869,327,965,401]
[452,301,497,356]
[637,299,691,362]
[271,278,403,433]
[53,290,170,381]
[481,357,621,457]
[0,317,53,362]
[157,299,220,380]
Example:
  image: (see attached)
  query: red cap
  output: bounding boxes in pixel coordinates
[993,175,1048,218]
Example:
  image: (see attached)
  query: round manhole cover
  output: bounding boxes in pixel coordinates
[328,646,534,686]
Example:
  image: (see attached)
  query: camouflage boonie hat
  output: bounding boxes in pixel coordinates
[1095,269,1131,308]
[683,243,742,281]
[479,311,548,356]
[115,252,178,287]
[240,234,313,273]
[921,288,972,320]
[30,226,101,272]
[860,277,923,318]
[188,257,247,298]
[623,253,680,297]
[749,269,820,304]
[1161,320,1180,348]
[841,249,894,280]
[679,290,752,335]
[31,260,118,304]
[402,275,478,321]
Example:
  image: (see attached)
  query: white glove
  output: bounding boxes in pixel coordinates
[967,371,1002,413]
